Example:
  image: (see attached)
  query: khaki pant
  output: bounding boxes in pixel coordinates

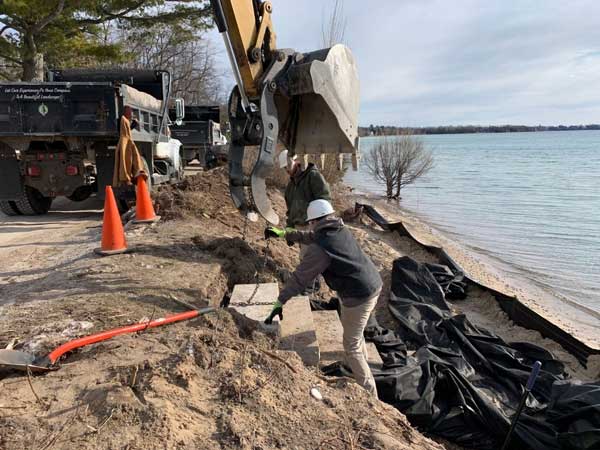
[340,290,380,397]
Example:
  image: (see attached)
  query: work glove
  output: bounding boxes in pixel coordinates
[264,301,283,324]
[264,226,295,240]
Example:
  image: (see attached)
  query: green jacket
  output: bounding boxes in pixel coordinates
[284,164,331,227]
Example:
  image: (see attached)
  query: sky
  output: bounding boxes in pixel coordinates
[208,0,600,127]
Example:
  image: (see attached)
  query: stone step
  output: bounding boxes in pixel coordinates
[312,310,383,369]
[229,283,280,334]
[229,284,320,367]
[279,296,320,366]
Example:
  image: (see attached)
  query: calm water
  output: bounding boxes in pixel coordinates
[345,131,600,312]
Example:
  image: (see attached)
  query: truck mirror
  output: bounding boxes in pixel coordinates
[175,98,185,125]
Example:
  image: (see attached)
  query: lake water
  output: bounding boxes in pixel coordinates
[345,131,600,312]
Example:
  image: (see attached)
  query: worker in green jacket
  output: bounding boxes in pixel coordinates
[278,149,331,292]
[280,150,331,228]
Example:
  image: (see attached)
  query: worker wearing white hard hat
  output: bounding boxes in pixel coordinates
[265,199,383,397]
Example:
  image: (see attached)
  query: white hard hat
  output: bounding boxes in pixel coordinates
[306,199,335,222]
[278,149,296,169]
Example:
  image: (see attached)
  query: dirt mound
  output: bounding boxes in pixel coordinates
[192,236,295,290]
[154,168,230,221]
[0,311,442,450]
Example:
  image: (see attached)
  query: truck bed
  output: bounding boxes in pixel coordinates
[169,105,221,146]
[0,81,165,138]
[0,82,118,137]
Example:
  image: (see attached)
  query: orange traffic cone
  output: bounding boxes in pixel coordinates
[133,176,160,224]
[94,186,128,256]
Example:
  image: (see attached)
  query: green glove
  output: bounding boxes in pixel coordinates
[264,227,295,239]
[264,301,283,324]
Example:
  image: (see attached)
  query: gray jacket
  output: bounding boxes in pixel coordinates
[279,216,382,307]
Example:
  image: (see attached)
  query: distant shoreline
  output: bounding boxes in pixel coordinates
[358,125,600,137]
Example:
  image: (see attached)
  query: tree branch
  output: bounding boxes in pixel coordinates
[34,0,66,32]
[76,1,147,25]
[0,51,23,65]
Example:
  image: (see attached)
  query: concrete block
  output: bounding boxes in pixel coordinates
[312,310,382,369]
[313,310,345,366]
[230,283,280,334]
[279,296,320,366]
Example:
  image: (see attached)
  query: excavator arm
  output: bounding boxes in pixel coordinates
[210,0,360,224]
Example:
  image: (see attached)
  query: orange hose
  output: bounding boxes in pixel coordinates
[47,308,212,364]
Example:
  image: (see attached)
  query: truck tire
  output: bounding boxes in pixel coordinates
[13,187,53,215]
[0,200,21,216]
[67,185,93,202]
[117,198,130,215]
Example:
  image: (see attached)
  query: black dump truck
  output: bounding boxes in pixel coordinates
[168,105,228,166]
[0,69,185,215]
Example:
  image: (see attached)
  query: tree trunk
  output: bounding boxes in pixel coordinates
[21,55,44,81]
[21,32,43,81]
[386,180,393,199]
[395,175,402,198]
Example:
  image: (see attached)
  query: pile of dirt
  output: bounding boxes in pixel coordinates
[0,311,443,450]
[153,167,231,221]
[191,236,295,290]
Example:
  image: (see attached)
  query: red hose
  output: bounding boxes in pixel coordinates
[47,310,203,364]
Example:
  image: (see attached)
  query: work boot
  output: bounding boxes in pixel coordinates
[321,361,353,377]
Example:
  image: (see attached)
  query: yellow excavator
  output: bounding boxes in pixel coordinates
[209,0,360,225]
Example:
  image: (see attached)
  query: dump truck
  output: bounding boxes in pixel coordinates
[0,69,185,215]
[168,105,228,166]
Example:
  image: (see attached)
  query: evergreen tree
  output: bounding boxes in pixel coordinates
[0,0,212,80]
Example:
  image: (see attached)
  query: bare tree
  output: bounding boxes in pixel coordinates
[363,136,434,199]
[117,24,225,104]
[321,0,347,47]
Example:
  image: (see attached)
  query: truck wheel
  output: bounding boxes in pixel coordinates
[13,187,53,215]
[0,200,21,216]
[67,185,93,202]
[117,198,130,215]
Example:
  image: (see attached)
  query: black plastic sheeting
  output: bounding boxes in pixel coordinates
[355,202,599,365]
[334,203,600,449]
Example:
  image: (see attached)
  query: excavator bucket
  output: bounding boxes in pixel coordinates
[209,0,361,224]
[226,45,361,225]
[277,44,360,164]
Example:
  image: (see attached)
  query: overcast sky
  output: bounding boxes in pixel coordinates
[209,0,600,127]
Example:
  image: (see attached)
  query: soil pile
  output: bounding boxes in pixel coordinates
[192,236,294,290]
[153,167,232,221]
[0,311,443,450]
